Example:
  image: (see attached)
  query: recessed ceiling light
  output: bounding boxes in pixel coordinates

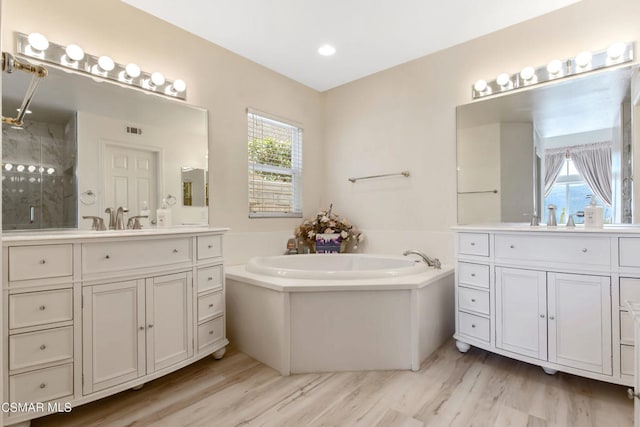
[317,44,336,56]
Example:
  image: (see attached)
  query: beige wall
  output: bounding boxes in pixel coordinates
[4,0,640,263]
[1,0,325,240]
[324,0,640,261]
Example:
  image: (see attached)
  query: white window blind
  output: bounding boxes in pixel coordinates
[248,110,302,218]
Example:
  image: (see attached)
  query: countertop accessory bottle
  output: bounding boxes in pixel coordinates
[584,195,603,228]
[156,198,172,227]
[547,204,557,227]
[140,201,150,228]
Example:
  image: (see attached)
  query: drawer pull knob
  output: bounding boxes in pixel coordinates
[209,303,214,308]
[40,383,46,389]
[208,277,213,281]
[540,314,545,318]
[209,330,214,335]
[509,244,515,249]
[39,305,46,311]
[208,244,213,249]
[105,255,110,259]
[39,259,46,264]
[470,242,476,246]
[549,315,555,320]
[581,248,588,253]
[471,324,476,328]
[40,344,46,350]
[470,273,476,277]
[173,249,179,253]
[148,324,154,329]
[139,326,145,330]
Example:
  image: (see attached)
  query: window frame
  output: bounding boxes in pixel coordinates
[247,110,303,219]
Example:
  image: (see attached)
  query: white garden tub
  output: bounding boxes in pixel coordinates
[226,254,454,375]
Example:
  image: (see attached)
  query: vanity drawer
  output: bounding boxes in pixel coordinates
[494,234,610,267]
[621,310,634,342]
[457,262,490,289]
[9,363,73,403]
[458,311,490,342]
[197,234,223,260]
[620,278,640,305]
[9,289,73,330]
[9,244,73,282]
[9,326,73,371]
[197,265,223,292]
[198,316,224,351]
[620,238,640,267]
[457,233,489,257]
[458,286,490,316]
[198,292,224,323]
[621,344,634,376]
[83,237,192,274]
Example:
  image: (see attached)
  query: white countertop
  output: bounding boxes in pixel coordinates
[2,226,230,242]
[453,223,640,233]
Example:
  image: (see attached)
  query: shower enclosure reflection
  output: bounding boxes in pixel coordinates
[2,114,77,230]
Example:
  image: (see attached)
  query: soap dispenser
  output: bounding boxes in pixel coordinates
[140,201,150,228]
[156,198,172,227]
[547,204,557,227]
[584,195,603,228]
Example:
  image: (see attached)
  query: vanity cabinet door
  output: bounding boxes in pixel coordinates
[496,267,547,360]
[547,273,612,375]
[82,280,146,395]
[145,272,193,373]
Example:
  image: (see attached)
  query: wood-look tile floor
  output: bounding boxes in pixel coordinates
[33,341,633,427]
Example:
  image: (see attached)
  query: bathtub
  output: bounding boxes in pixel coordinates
[226,254,454,375]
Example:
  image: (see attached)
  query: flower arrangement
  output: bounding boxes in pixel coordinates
[294,204,363,252]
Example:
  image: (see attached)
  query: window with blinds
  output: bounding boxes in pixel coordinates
[248,110,303,218]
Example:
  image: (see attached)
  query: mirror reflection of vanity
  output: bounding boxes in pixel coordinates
[456,66,638,225]
[2,65,209,230]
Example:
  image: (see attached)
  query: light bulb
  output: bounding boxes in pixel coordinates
[46,167,55,175]
[496,73,510,87]
[520,66,535,81]
[126,63,141,78]
[4,164,13,171]
[547,59,562,76]
[575,51,592,68]
[172,79,186,92]
[38,167,44,173]
[97,56,115,72]
[607,42,626,60]
[16,165,25,172]
[27,165,36,173]
[151,72,165,86]
[27,32,49,51]
[318,44,336,56]
[473,79,487,92]
[65,44,84,61]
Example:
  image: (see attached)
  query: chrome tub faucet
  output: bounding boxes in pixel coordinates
[403,249,441,269]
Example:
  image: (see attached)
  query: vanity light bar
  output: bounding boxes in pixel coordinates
[472,42,634,99]
[15,32,187,101]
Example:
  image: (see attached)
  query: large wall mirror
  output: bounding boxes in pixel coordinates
[457,66,637,225]
[2,65,209,230]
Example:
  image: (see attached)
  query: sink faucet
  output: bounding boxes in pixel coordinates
[403,249,441,269]
[115,207,128,230]
[105,207,116,230]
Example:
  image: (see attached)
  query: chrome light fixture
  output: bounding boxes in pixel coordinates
[16,32,187,100]
[472,42,634,99]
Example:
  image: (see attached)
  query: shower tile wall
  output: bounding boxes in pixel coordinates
[2,115,77,230]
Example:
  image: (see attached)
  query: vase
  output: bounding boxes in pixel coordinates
[315,233,341,253]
